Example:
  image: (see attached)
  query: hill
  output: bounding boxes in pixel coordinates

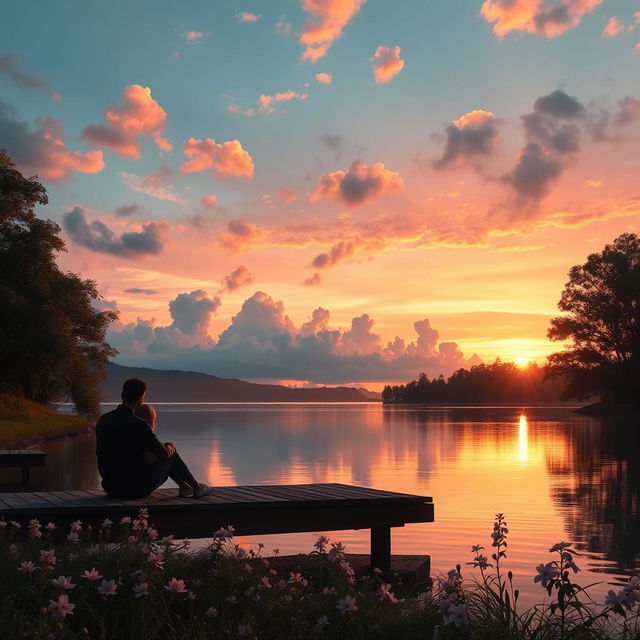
[103,363,377,403]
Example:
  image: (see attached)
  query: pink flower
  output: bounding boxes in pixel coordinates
[378,583,398,603]
[70,520,82,532]
[165,577,188,593]
[186,590,196,600]
[97,579,118,596]
[18,561,37,574]
[51,575,76,591]
[205,607,218,618]
[288,572,308,586]
[120,517,132,525]
[81,568,103,582]
[67,532,80,544]
[48,594,75,620]
[336,594,358,615]
[328,541,346,561]
[148,552,165,568]
[261,576,271,588]
[101,518,113,528]
[45,522,56,531]
[40,549,57,567]
[133,582,149,598]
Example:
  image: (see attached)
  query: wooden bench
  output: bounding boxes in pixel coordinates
[0,483,434,570]
[0,450,46,486]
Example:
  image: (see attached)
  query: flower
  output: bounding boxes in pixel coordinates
[18,561,37,574]
[82,568,103,582]
[45,522,56,531]
[70,520,82,532]
[97,579,118,596]
[444,603,468,627]
[314,535,330,552]
[336,595,358,615]
[66,532,80,544]
[288,572,308,586]
[213,525,235,539]
[562,551,580,573]
[40,549,57,567]
[316,615,330,628]
[328,541,346,561]
[148,552,165,569]
[165,577,188,594]
[51,575,76,590]
[471,544,484,553]
[534,562,559,588]
[186,590,196,600]
[48,594,75,620]
[549,542,572,553]
[379,583,398,603]
[87,544,100,556]
[101,518,113,528]
[133,582,149,598]
[261,577,271,588]
[205,607,218,618]
[68,553,79,562]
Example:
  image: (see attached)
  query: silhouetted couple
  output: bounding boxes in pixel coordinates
[96,378,214,499]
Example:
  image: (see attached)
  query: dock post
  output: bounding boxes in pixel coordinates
[370,527,391,571]
[21,464,29,487]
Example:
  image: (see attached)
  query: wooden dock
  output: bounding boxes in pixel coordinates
[0,449,46,486]
[0,483,434,570]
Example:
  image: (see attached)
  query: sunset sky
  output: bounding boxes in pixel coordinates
[2,0,639,387]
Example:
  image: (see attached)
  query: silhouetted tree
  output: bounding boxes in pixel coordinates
[545,234,640,405]
[0,150,117,416]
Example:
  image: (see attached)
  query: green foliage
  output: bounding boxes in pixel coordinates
[545,234,640,405]
[0,150,117,417]
[382,361,565,404]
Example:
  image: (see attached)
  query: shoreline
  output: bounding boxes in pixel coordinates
[1,424,94,450]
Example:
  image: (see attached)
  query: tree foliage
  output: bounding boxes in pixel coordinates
[382,361,565,403]
[0,150,117,416]
[545,233,640,404]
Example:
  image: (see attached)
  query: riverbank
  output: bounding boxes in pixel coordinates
[0,395,91,448]
[575,402,640,417]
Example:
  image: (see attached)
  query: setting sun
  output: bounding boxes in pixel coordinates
[515,357,531,368]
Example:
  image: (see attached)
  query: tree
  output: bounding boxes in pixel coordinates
[0,150,117,416]
[545,233,640,405]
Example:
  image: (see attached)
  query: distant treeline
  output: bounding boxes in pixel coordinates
[382,361,568,404]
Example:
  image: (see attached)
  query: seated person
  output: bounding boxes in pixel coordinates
[96,378,214,499]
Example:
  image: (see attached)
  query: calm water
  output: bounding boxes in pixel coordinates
[22,403,640,603]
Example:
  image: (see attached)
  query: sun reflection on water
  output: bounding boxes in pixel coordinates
[518,413,528,462]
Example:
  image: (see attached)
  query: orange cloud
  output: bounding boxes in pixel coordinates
[310,159,404,206]
[228,104,255,116]
[236,12,261,23]
[200,194,219,210]
[315,72,333,84]
[299,0,366,62]
[371,45,405,83]
[181,138,254,178]
[219,265,256,293]
[258,91,308,113]
[277,188,300,203]
[302,272,323,286]
[481,0,602,38]
[184,30,204,41]
[310,239,361,268]
[0,104,104,182]
[82,85,171,159]
[120,164,184,203]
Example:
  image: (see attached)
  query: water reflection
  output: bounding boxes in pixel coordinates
[21,403,640,596]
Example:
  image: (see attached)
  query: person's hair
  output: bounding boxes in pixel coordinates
[135,403,157,430]
[121,378,147,404]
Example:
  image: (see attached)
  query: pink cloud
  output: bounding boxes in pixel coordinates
[228,104,255,116]
[184,30,204,41]
[200,194,219,210]
[277,188,300,203]
[236,12,261,23]
[310,159,404,206]
[219,218,265,253]
[315,72,333,84]
[181,138,254,178]
[299,0,366,62]
[259,90,308,113]
[82,85,171,159]
[311,239,361,268]
[602,16,624,37]
[119,163,184,203]
[371,46,405,83]
[301,272,323,286]
[219,265,256,293]
[0,104,104,182]
[481,0,602,38]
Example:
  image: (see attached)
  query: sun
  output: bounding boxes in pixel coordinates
[515,356,530,368]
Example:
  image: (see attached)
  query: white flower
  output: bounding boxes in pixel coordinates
[444,603,468,627]
[336,595,358,615]
[605,589,637,610]
[101,518,113,528]
[51,575,76,591]
[316,615,329,628]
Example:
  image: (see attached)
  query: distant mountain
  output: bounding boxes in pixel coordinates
[102,363,378,403]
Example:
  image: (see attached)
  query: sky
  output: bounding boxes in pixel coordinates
[2,0,639,388]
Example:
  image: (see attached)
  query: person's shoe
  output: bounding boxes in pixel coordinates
[192,483,215,498]
[178,485,194,498]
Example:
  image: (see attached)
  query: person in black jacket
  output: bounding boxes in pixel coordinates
[96,378,214,499]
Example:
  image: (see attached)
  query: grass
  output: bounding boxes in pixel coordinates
[0,394,90,448]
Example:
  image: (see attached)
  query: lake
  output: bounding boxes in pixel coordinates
[33,403,640,604]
